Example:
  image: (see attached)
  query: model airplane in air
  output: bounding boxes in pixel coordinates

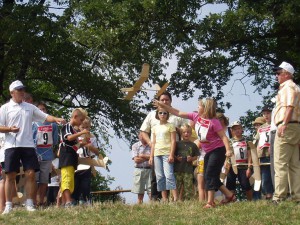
[120,63,169,100]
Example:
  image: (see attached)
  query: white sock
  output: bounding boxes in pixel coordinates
[26,199,34,206]
[5,202,12,207]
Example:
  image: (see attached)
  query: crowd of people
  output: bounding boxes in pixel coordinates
[0,80,107,214]
[131,61,300,208]
[0,60,298,214]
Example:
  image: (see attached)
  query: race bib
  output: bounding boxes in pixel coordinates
[258,125,271,150]
[195,117,210,143]
[232,141,247,163]
[37,125,53,148]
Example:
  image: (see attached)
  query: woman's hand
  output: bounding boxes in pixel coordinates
[152,99,160,108]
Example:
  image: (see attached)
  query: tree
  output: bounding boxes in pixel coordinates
[1,0,300,142]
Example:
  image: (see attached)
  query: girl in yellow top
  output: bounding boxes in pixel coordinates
[149,108,178,201]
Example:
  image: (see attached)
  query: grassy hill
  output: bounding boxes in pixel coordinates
[1,200,300,225]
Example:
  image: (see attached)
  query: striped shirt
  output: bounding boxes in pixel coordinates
[131,141,151,167]
[274,79,300,125]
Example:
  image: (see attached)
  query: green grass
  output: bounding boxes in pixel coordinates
[1,200,300,225]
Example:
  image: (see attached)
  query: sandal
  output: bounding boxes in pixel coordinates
[203,202,216,208]
[219,194,236,205]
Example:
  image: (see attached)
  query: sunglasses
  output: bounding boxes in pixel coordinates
[276,71,284,76]
[158,112,168,115]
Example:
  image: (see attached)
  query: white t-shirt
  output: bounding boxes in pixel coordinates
[0,133,5,163]
[0,99,48,149]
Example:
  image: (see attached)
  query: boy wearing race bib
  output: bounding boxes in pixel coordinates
[59,108,89,207]
[32,102,59,206]
[254,107,274,199]
[72,117,102,205]
[226,121,252,201]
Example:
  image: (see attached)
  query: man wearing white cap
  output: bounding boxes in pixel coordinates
[0,80,65,214]
[272,62,300,203]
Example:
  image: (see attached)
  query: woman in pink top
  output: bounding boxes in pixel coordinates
[153,98,236,208]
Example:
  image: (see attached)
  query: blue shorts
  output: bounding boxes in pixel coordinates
[5,147,40,173]
[226,167,252,191]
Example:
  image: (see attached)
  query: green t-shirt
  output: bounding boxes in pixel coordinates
[174,140,200,173]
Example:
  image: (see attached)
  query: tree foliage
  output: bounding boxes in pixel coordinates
[1,0,300,144]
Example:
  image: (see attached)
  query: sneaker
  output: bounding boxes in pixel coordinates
[64,202,75,208]
[26,205,36,212]
[2,206,13,215]
[272,200,281,205]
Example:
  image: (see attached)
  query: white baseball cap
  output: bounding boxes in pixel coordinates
[9,80,25,92]
[229,121,242,128]
[274,61,295,75]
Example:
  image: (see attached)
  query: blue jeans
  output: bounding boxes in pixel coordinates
[154,155,176,191]
[260,157,274,195]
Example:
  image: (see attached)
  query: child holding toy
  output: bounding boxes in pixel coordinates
[59,108,89,207]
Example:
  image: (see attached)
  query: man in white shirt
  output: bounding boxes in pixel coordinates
[0,80,65,214]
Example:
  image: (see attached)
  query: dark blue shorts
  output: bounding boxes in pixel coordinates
[226,167,252,191]
[5,147,39,173]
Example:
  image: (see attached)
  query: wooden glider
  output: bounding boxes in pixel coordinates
[120,63,150,100]
[230,153,238,175]
[248,141,262,191]
[120,63,169,100]
[154,82,169,98]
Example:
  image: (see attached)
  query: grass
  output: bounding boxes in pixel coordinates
[1,200,300,225]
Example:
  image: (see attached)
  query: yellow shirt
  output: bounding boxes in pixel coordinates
[152,123,176,156]
[274,79,300,125]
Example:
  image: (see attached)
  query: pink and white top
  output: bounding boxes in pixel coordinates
[188,112,224,153]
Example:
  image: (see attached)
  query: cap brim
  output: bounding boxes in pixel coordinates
[273,66,282,71]
[14,85,25,90]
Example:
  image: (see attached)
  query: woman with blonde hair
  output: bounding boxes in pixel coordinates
[153,98,235,208]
